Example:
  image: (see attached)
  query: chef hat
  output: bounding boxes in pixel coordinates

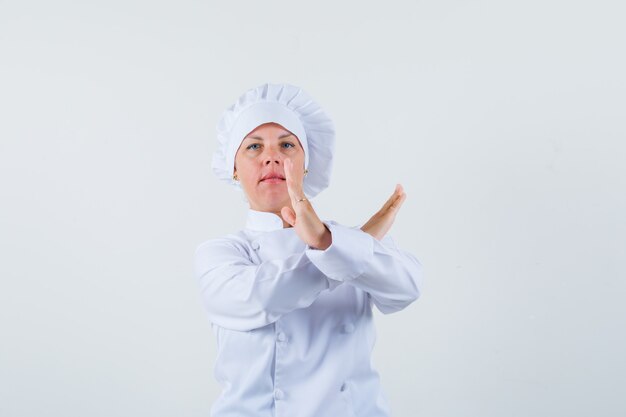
[212,82,335,199]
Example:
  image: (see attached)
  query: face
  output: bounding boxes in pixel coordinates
[234,122,305,214]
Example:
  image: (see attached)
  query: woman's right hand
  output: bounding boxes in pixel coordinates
[281,158,332,250]
[360,184,407,240]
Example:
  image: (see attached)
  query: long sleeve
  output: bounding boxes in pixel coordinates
[194,236,342,332]
[305,220,424,314]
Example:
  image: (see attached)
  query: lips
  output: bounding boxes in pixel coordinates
[260,173,286,182]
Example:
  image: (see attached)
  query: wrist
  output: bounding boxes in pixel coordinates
[314,223,332,250]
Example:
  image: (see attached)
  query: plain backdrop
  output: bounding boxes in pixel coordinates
[1,1,624,416]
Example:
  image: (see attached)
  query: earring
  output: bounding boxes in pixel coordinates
[233,173,239,181]
[304,169,308,176]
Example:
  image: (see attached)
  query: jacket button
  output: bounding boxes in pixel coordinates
[274,388,284,400]
[342,323,355,333]
[251,241,260,250]
[340,382,348,392]
[277,332,287,342]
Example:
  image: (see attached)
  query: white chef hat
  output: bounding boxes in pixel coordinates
[212,82,335,199]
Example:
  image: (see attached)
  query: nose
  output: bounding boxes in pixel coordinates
[262,146,282,166]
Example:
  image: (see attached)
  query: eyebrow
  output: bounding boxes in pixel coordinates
[246,133,294,140]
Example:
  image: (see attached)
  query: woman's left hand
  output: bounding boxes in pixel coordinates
[360,184,407,240]
[281,158,332,250]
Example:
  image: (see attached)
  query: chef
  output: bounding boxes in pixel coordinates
[194,82,424,417]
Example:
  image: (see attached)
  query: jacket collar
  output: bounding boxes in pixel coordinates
[245,208,286,232]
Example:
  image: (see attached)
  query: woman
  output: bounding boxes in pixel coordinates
[194,83,424,417]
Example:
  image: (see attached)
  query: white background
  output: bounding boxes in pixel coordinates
[1,1,624,416]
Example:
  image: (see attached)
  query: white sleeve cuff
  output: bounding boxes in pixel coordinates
[305,220,374,281]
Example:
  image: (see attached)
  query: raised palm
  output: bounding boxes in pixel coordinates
[360,184,407,240]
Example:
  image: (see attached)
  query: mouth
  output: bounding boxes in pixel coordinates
[260,177,286,184]
[260,173,286,182]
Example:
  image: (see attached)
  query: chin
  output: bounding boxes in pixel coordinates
[252,193,290,212]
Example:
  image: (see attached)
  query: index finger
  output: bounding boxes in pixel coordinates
[380,184,405,212]
[284,158,303,202]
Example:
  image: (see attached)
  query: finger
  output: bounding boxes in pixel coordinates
[383,192,405,215]
[284,158,295,200]
[396,184,404,199]
[379,189,399,212]
[380,184,404,212]
[390,191,406,210]
[390,185,406,208]
[284,158,304,205]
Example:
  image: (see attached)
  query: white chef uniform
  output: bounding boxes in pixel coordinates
[194,208,424,417]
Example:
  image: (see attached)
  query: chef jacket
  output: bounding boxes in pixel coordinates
[194,208,424,417]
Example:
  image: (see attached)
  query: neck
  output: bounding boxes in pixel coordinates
[250,206,293,228]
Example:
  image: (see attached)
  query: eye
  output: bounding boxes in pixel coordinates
[246,143,260,150]
[282,142,295,149]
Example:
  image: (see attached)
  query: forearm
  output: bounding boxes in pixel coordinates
[194,238,340,331]
[306,220,423,313]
